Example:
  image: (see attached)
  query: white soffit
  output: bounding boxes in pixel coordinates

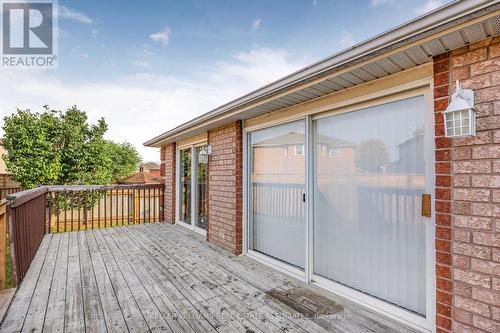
[145,2,500,147]
[250,14,500,116]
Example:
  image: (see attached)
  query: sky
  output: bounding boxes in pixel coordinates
[0,0,452,161]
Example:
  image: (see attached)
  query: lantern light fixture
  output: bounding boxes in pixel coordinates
[197,144,213,164]
[443,80,476,138]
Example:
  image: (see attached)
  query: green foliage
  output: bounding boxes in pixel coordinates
[354,139,389,173]
[2,106,142,188]
[105,141,142,182]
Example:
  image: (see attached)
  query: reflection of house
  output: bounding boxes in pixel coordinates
[386,132,424,174]
[252,132,356,183]
[142,162,161,177]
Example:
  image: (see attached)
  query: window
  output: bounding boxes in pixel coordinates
[294,145,304,156]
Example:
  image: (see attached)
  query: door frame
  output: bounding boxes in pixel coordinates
[243,83,435,332]
[244,118,308,281]
[176,142,208,237]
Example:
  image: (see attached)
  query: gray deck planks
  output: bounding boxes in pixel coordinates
[1,235,52,332]
[63,232,85,333]
[85,228,128,332]
[43,232,69,333]
[78,231,107,333]
[1,223,418,333]
[21,233,61,332]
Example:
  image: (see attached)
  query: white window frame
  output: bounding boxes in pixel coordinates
[243,83,435,333]
[176,141,207,237]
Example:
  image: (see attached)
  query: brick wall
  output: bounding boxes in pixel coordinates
[162,143,176,224]
[207,121,243,255]
[434,51,454,333]
[434,37,500,333]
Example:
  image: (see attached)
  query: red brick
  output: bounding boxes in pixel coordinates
[436,315,452,330]
[207,121,243,255]
[437,277,452,292]
[455,215,492,230]
[436,175,451,187]
[452,48,487,67]
[434,60,449,74]
[437,289,452,305]
[452,160,491,174]
[453,242,491,260]
[455,295,491,316]
[454,308,473,325]
[471,57,500,76]
[454,188,491,202]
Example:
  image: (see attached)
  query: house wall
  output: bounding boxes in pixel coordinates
[161,143,176,224]
[207,121,243,255]
[433,37,500,333]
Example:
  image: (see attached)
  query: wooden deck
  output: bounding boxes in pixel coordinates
[0,223,417,333]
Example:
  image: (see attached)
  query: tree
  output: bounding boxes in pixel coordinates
[355,139,389,173]
[2,106,141,188]
[105,141,142,182]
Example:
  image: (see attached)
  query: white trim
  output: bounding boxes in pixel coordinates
[175,144,209,238]
[305,115,313,283]
[242,131,249,255]
[247,250,305,281]
[311,82,430,120]
[312,275,430,332]
[243,79,431,132]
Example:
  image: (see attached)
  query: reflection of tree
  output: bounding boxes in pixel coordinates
[355,140,389,173]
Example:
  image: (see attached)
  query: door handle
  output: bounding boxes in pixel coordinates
[421,194,431,218]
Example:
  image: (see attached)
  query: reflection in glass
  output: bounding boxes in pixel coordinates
[249,121,305,268]
[179,148,191,223]
[313,96,427,315]
[196,146,208,230]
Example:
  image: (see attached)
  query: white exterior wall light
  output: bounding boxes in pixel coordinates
[444,80,476,138]
[198,144,212,164]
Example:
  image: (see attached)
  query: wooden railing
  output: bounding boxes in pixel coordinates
[6,184,164,286]
[7,187,47,285]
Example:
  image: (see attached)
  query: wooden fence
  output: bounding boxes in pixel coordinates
[5,184,164,286]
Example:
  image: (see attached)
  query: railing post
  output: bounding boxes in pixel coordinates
[7,203,18,287]
[0,199,6,289]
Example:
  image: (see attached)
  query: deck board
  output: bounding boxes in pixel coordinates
[1,223,418,333]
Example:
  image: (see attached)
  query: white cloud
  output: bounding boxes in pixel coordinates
[210,46,306,87]
[415,0,445,15]
[59,6,93,24]
[251,18,261,31]
[0,46,307,161]
[149,27,171,45]
[339,31,355,47]
[370,0,395,7]
[133,60,151,68]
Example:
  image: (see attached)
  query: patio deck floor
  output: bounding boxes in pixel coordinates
[0,223,417,333]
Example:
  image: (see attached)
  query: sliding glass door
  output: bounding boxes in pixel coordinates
[179,148,192,225]
[313,96,427,315]
[177,144,208,235]
[248,121,305,269]
[246,92,431,326]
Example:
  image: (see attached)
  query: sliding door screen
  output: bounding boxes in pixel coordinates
[249,121,305,268]
[179,148,192,223]
[313,96,427,315]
